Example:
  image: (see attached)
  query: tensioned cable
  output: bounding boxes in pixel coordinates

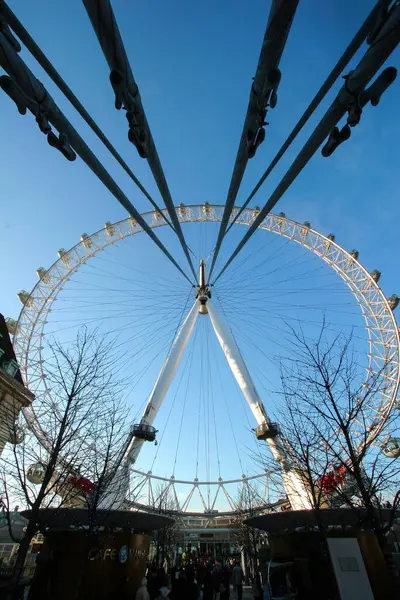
[225,0,393,234]
[90,253,188,291]
[150,335,194,472]
[219,309,368,367]
[100,246,190,288]
[209,335,244,474]
[218,242,309,291]
[213,1,400,283]
[206,322,221,479]
[44,301,190,396]
[214,225,286,289]
[208,0,300,281]
[0,0,175,232]
[126,288,193,421]
[82,0,198,283]
[122,337,181,414]
[213,291,265,464]
[200,321,211,486]
[0,37,192,283]
[76,269,184,302]
[172,326,198,475]
[47,302,186,331]
[215,237,291,290]
[46,272,192,363]
[195,322,203,480]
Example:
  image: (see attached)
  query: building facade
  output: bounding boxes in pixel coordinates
[0,313,34,455]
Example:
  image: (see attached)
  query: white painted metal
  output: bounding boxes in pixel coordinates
[12,205,400,514]
[207,299,311,510]
[124,300,200,465]
[98,462,130,511]
[207,300,267,425]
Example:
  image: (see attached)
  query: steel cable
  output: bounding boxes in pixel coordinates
[0,0,176,231]
[225,0,393,234]
[82,0,198,282]
[208,0,300,280]
[213,1,400,283]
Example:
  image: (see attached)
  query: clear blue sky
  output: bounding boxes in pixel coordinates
[1,0,399,509]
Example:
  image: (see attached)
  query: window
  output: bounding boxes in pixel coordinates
[1,359,19,378]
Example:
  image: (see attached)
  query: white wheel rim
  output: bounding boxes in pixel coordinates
[13,205,400,513]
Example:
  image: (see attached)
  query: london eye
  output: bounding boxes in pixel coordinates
[9,203,400,515]
[1,0,400,522]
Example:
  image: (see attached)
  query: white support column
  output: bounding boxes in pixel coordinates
[207,300,267,426]
[207,299,312,510]
[124,300,200,465]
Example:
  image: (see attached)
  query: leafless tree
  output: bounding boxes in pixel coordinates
[231,483,266,580]
[0,328,131,594]
[148,481,181,568]
[256,321,400,548]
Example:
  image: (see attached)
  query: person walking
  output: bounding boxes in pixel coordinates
[156,587,170,600]
[202,568,214,600]
[136,577,150,600]
[219,567,231,600]
[147,568,159,600]
[212,565,222,599]
[172,569,189,600]
[187,571,200,600]
[156,567,170,592]
[232,560,244,600]
[252,572,262,600]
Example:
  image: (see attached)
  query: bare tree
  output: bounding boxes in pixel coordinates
[0,328,131,594]
[149,481,181,568]
[256,322,400,548]
[231,483,266,580]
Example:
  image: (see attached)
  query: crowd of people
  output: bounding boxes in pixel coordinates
[136,560,248,600]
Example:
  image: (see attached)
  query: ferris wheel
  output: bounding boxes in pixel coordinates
[9,204,400,515]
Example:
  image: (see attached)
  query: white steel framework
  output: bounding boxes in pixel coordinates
[124,300,200,465]
[11,204,400,514]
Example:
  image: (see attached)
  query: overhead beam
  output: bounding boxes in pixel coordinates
[0,31,192,283]
[207,299,311,510]
[214,1,400,284]
[124,300,200,465]
[82,0,198,283]
[226,0,393,234]
[0,0,174,231]
[208,0,299,280]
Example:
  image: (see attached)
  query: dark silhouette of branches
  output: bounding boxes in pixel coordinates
[0,328,131,595]
[254,320,400,546]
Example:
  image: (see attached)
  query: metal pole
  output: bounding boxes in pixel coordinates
[0,32,192,284]
[207,300,311,509]
[207,300,266,426]
[82,0,198,283]
[226,0,393,233]
[124,300,200,465]
[208,0,299,280]
[214,1,400,283]
[0,0,174,230]
[100,301,200,509]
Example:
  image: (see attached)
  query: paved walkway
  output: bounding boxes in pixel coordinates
[226,585,254,600]
[242,585,254,599]
[199,585,254,600]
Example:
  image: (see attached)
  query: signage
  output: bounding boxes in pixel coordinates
[119,545,128,564]
[338,557,359,572]
[88,545,147,562]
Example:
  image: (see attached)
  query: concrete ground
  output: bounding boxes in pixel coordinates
[225,585,254,599]
[199,585,254,600]
[242,585,254,599]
